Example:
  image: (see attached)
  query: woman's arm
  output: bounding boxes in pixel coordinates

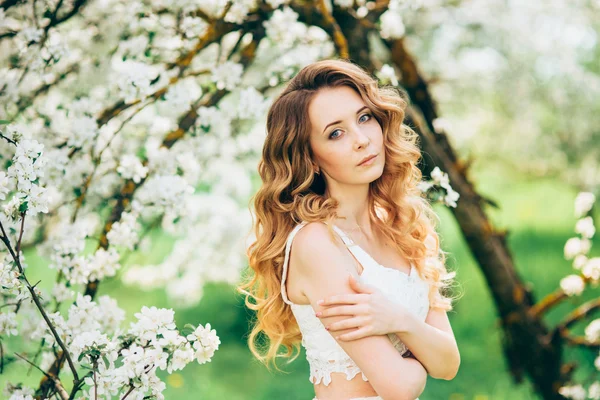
[392,307,460,380]
[291,222,427,400]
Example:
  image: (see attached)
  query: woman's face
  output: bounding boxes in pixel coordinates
[308,85,384,188]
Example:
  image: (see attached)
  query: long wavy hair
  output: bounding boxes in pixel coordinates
[237,58,457,370]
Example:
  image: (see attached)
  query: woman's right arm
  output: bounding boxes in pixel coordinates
[291,222,428,400]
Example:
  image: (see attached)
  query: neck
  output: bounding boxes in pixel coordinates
[327,186,372,235]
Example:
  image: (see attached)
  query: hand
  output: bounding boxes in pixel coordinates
[315,273,409,341]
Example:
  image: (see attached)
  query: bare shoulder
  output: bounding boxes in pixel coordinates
[291,222,347,277]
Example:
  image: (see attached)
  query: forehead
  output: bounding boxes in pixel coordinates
[308,86,365,131]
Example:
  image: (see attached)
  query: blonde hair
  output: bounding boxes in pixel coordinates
[237,58,457,371]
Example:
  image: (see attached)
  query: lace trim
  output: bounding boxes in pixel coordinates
[306,350,369,386]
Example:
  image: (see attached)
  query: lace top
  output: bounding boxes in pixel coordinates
[281,221,430,387]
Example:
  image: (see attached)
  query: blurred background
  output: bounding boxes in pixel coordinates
[1,0,599,399]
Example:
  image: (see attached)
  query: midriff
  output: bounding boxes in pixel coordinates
[313,372,378,400]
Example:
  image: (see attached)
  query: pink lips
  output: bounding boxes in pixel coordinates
[358,154,377,166]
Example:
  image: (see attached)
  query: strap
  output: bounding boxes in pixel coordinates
[330,224,379,273]
[281,221,308,305]
[280,221,379,306]
[329,224,355,246]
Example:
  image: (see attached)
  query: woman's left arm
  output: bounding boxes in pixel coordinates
[316,274,460,380]
[393,306,460,380]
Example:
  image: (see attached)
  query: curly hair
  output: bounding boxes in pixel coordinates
[237,58,456,371]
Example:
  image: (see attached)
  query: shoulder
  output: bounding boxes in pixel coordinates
[293,221,342,254]
[290,222,347,277]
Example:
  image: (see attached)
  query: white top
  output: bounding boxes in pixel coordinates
[281,221,430,387]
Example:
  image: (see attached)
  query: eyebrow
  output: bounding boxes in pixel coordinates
[322,106,369,134]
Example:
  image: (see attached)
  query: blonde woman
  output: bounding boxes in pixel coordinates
[238,58,460,400]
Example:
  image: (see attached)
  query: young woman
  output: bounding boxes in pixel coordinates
[238,58,460,400]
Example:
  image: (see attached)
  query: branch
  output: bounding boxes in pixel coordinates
[561,333,600,350]
[316,0,349,58]
[38,13,268,396]
[0,0,24,11]
[0,218,80,384]
[531,275,595,317]
[14,353,69,400]
[555,297,600,333]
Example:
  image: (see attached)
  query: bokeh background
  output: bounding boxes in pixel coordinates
[1,0,599,399]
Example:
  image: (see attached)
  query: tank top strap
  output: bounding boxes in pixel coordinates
[327,223,380,273]
[281,221,309,305]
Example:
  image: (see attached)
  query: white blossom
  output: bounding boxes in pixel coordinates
[169,344,195,373]
[263,6,306,50]
[129,306,176,345]
[573,254,588,270]
[574,216,595,239]
[589,382,600,400]
[51,282,74,303]
[0,172,11,200]
[223,0,256,24]
[163,79,201,112]
[107,211,141,250]
[558,384,587,400]
[186,323,220,364]
[211,61,243,91]
[87,247,121,282]
[334,0,354,7]
[117,154,148,184]
[379,9,405,39]
[582,257,600,282]
[376,64,399,86]
[113,59,161,103]
[559,274,585,297]
[135,174,195,211]
[574,192,595,217]
[0,312,18,336]
[585,319,600,343]
[564,237,591,259]
[69,330,110,360]
[266,0,291,7]
[237,87,268,120]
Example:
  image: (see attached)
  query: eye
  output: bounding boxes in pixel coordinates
[329,129,342,139]
[328,113,372,140]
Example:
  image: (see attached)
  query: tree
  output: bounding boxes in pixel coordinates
[0,0,598,399]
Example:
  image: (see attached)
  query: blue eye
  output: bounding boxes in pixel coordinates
[328,113,372,140]
[329,129,341,139]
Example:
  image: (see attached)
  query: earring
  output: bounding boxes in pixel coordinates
[315,169,320,175]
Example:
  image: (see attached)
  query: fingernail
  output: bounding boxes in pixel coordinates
[325,326,329,330]
[315,312,321,317]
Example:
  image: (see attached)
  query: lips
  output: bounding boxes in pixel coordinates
[358,154,377,166]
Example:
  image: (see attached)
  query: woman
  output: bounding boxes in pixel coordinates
[238,58,460,400]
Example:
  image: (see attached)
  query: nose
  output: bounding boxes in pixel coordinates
[353,128,370,150]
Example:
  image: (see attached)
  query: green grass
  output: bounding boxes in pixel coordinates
[1,160,598,400]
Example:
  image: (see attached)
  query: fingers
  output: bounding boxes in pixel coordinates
[317,293,369,306]
[326,316,366,332]
[348,274,375,294]
[338,326,373,341]
[316,305,359,318]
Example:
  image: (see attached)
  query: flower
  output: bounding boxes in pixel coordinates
[186,323,221,364]
[574,192,595,218]
[574,216,595,239]
[564,237,591,260]
[559,275,585,297]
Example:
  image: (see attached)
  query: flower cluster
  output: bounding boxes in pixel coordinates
[558,191,600,399]
[418,166,461,208]
[560,192,599,296]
